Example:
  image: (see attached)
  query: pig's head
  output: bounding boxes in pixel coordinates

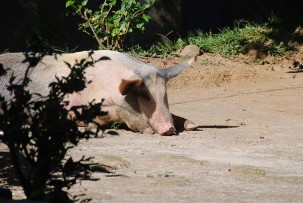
[119,57,195,135]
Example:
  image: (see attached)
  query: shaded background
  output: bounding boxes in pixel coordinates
[1,0,303,52]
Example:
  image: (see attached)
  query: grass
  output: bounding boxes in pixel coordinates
[128,37,186,58]
[129,17,303,58]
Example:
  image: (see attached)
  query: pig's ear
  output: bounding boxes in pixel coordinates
[158,57,195,79]
[119,75,142,95]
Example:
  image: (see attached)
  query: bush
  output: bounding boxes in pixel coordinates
[0,51,108,202]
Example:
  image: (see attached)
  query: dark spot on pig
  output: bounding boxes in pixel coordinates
[125,93,140,113]
[138,91,151,102]
[124,83,153,113]
[137,84,152,102]
[98,56,111,61]
[0,64,7,76]
[88,50,95,55]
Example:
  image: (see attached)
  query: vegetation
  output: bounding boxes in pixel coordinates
[0,51,108,202]
[129,17,303,58]
[66,0,155,51]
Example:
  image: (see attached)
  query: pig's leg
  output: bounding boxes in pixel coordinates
[94,105,154,134]
[116,106,154,134]
[172,114,198,131]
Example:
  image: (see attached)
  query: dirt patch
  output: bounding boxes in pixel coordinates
[142,53,283,90]
[2,51,303,202]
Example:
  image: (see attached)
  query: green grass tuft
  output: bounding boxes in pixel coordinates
[188,20,294,57]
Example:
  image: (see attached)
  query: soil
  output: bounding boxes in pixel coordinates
[2,50,303,202]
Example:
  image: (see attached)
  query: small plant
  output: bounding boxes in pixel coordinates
[0,52,107,202]
[163,170,173,177]
[111,122,121,130]
[66,0,155,50]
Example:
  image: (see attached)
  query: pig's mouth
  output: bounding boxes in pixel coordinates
[160,127,176,136]
[149,120,177,136]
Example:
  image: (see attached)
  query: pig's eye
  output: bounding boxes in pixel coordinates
[139,91,151,102]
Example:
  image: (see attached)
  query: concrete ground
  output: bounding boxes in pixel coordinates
[67,71,303,202]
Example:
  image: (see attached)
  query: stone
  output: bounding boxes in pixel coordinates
[179,45,201,58]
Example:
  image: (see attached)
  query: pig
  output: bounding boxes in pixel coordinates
[0,50,197,135]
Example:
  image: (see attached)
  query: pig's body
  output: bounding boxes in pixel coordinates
[0,50,197,135]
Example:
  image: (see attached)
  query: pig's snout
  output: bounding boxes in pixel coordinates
[149,115,176,135]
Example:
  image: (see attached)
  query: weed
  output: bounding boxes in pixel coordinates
[111,122,122,130]
[200,59,208,65]
[163,171,174,177]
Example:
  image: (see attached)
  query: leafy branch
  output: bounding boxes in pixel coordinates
[66,0,155,50]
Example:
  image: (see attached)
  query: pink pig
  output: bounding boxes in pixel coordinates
[0,50,197,135]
